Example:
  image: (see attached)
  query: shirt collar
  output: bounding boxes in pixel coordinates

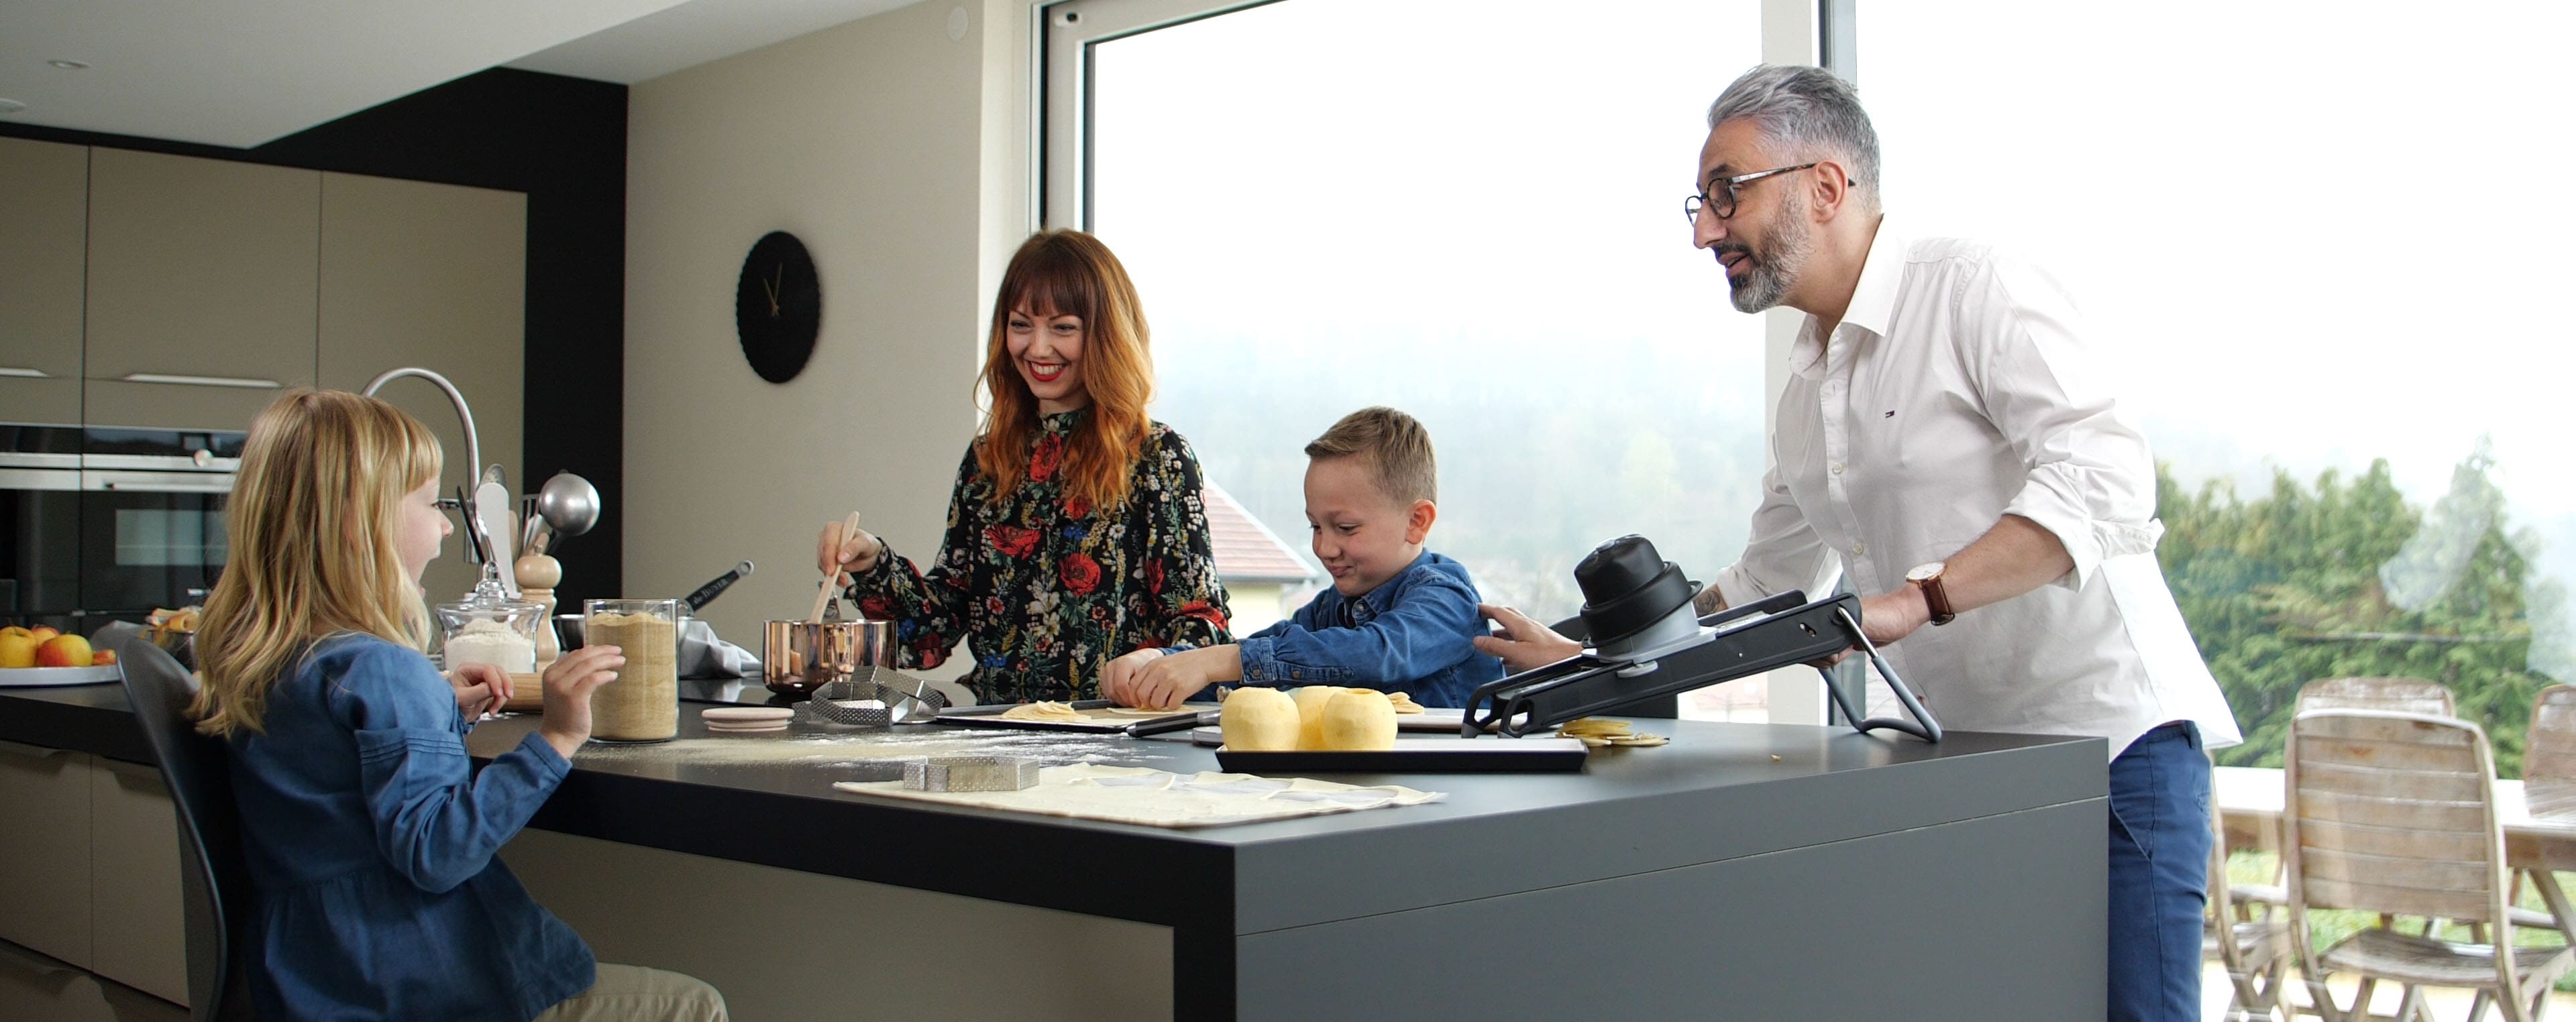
[1790,216,1905,376]
[1038,407,1088,434]
[1333,549,1432,621]
[1841,217,1904,341]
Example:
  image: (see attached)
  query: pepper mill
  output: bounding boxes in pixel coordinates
[515,553,564,667]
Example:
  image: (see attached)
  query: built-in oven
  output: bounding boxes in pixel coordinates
[0,425,241,630]
[0,426,84,626]
[76,429,242,618]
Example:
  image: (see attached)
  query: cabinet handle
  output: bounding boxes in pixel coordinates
[0,366,50,378]
[119,373,281,389]
[0,738,72,760]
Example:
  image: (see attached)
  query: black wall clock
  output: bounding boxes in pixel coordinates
[735,231,822,384]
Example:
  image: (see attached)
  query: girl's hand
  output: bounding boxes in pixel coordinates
[537,644,625,758]
[816,520,883,587]
[447,663,509,719]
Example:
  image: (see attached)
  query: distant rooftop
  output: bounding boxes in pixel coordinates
[1204,483,1318,584]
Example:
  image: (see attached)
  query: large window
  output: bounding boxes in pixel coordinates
[1056,0,1772,714]
[1867,2,2576,770]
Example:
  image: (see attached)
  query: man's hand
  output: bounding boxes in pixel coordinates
[447,662,509,719]
[1472,604,1583,674]
[1813,586,1934,666]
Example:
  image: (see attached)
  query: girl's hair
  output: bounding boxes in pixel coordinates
[974,230,1155,514]
[192,390,444,737]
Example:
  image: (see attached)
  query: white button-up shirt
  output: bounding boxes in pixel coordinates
[1713,220,2241,760]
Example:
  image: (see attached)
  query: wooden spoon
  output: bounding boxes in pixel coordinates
[810,511,863,624]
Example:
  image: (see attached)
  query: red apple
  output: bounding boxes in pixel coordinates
[34,634,91,668]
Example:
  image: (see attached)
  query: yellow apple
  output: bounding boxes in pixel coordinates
[34,634,91,668]
[29,626,60,643]
[0,632,36,669]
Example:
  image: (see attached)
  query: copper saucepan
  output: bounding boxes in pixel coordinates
[762,619,894,695]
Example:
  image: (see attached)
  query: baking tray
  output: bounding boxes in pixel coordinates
[0,665,123,687]
[1216,737,1590,773]
[935,699,1210,736]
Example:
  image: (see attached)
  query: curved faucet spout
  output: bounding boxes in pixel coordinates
[362,367,492,569]
[361,367,482,476]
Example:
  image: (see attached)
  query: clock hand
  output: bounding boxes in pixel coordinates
[761,272,780,316]
[769,264,784,317]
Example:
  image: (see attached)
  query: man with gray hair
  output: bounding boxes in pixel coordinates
[1477,64,2241,1021]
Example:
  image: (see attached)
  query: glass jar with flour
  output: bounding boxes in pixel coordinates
[434,581,546,678]
[582,598,680,742]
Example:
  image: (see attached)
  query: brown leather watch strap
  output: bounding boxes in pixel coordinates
[1914,573,1957,626]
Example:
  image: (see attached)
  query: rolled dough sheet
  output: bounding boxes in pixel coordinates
[831,763,1442,828]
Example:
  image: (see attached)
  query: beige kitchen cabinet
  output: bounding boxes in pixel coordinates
[0,742,94,969]
[0,940,182,1022]
[318,171,527,603]
[83,148,319,431]
[87,759,186,1005]
[0,137,89,426]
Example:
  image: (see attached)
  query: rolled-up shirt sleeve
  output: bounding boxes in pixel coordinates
[1714,455,1838,608]
[1964,256,2163,591]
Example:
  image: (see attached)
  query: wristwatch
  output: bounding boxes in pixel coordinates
[1905,561,1957,626]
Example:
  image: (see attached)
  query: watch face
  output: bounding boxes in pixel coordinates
[1907,562,1944,583]
[735,231,822,384]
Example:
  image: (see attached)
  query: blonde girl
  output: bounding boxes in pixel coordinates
[193,390,724,1022]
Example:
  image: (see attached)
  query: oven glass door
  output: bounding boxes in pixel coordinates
[79,475,229,614]
[1,469,82,620]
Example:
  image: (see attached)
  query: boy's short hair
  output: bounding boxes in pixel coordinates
[1304,406,1437,505]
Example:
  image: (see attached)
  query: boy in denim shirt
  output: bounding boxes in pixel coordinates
[1102,406,1505,708]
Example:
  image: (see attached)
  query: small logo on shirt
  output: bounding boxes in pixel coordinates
[1883,410,1895,418]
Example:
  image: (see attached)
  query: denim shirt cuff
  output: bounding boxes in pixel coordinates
[516,730,572,777]
[1236,636,1281,685]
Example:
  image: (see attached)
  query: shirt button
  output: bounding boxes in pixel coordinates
[1829,463,1845,475]
[1854,544,1867,556]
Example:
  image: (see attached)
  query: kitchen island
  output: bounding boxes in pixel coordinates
[2,681,2110,1020]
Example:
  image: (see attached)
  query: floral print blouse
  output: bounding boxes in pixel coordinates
[845,410,1233,703]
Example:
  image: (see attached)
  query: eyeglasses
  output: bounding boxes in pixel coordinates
[1683,162,1820,224]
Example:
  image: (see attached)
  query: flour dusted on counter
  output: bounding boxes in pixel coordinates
[443,618,536,673]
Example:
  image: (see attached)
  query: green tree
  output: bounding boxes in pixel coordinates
[2157,442,2569,775]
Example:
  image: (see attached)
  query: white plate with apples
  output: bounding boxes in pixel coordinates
[0,628,121,686]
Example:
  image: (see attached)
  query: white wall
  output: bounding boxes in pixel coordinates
[624,0,1031,674]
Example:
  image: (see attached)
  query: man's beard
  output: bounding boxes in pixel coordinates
[1723,192,1813,314]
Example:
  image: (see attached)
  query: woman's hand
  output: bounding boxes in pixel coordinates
[447,662,509,719]
[1105,646,1232,709]
[816,519,883,587]
[536,644,625,759]
[1470,604,1583,674]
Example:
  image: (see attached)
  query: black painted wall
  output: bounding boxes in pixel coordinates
[0,68,629,604]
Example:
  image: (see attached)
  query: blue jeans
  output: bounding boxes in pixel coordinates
[2106,721,2211,1022]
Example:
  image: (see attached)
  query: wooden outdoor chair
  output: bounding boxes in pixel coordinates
[2267,679,2461,935]
[2297,677,2457,718]
[2285,709,2575,1022]
[2209,753,2292,1021]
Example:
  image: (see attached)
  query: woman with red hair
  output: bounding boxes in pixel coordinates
[816,230,1231,703]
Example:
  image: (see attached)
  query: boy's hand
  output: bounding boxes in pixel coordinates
[1111,646,1235,709]
[1472,603,1584,674]
[537,644,625,758]
[447,662,508,719]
